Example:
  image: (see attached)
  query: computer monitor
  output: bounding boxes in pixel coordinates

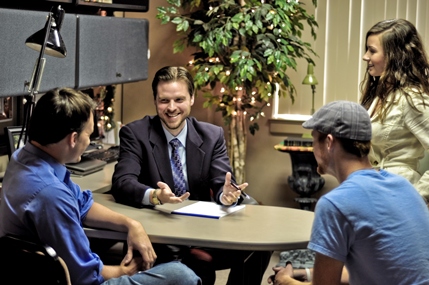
[4,126,25,159]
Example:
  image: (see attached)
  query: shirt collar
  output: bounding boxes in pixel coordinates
[23,142,69,182]
[162,120,188,147]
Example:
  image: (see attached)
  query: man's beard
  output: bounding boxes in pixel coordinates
[160,116,184,131]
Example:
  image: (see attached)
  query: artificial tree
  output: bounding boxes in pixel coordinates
[157,0,318,183]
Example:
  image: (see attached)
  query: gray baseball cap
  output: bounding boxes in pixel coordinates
[302,100,372,141]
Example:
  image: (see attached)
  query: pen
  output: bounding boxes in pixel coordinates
[231,181,250,199]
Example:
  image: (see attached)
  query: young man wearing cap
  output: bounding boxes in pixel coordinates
[268,101,429,284]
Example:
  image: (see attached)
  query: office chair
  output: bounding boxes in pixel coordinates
[4,126,25,159]
[0,235,71,285]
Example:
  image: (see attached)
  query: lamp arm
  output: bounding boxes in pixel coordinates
[27,12,53,95]
[311,85,316,115]
[18,12,53,147]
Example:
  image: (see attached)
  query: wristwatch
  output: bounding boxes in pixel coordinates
[152,189,162,205]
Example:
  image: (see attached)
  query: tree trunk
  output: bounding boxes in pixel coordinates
[228,110,247,183]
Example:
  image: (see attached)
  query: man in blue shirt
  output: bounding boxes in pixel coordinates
[0,87,200,285]
[268,101,429,284]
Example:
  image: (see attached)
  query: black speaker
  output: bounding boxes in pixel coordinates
[76,15,149,89]
[0,9,149,97]
[0,8,76,97]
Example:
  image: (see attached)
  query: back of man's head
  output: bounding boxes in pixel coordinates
[302,100,372,157]
[28,88,96,146]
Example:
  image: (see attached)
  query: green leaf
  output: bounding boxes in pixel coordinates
[252,25,258,34]
[179,20,190,32]
[267,55,274,65]
[193,33,203,43]
[160,16,171,25]
[173,40,185,53]
[231,13,244,23]
[213,66,222,75]
[169,0,181,6]
[157,7,166,14]
[171,17,182,25]
[264,49,273,57]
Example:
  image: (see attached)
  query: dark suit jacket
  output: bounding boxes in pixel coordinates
[111,116,235,207]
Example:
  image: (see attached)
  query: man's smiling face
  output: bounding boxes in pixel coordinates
[155,80,194,136]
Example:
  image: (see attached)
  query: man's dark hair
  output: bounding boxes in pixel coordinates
[317,133,371,158]
[151,66,195,100]
[28,87,96,145]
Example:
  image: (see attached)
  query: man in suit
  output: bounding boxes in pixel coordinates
[111,66,272,285]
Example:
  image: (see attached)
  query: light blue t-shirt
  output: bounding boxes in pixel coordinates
[308,169,429,285]
[0,143,104,285]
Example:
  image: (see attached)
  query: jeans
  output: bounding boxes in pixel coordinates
[152,244,272,285]
[102,261,201,285]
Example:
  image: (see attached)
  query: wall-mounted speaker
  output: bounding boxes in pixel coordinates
[0,9,76,97]
[76,15,149,89]
[0,8,149,97]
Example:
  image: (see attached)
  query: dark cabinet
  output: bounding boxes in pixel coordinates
[76,0,149,13]
[0,0,149,13]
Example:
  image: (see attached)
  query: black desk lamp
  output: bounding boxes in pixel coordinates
[18,6,67,147]
[302,63,318,115]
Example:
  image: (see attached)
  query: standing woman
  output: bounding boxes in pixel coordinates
[361,18,429,201]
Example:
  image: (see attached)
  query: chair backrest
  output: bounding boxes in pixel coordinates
[0,235,71,285]
[4,126,25,159]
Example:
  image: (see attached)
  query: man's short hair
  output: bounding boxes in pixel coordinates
[151,66,195,100]
[28,87,96,145]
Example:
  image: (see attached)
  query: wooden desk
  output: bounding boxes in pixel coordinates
[73,162,116,193]
[85,193,314,251]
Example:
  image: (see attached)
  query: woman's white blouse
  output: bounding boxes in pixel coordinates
[369,90,429,199]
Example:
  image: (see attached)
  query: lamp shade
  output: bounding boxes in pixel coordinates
[25,6,67,58]
[302,63,318,85]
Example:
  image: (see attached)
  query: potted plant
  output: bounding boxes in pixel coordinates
[157,0,318,183]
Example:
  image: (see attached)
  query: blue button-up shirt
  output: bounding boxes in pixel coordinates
[0,143,104,285]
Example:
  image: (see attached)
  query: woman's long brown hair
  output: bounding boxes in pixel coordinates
[360,19,429,122]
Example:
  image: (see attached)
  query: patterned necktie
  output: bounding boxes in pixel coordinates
[169,138,187,196]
